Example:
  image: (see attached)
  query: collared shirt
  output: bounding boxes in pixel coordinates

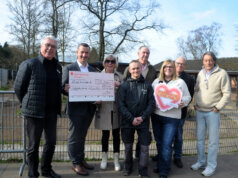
[203,66,216,79]
[141,63,148,78]
[77,60,89,72]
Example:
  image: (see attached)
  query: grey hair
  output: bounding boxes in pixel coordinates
[138,45,150,52]
[202,51,217,63]
[41,35,57,47]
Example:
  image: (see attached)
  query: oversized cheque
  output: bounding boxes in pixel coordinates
[69,71,114,102]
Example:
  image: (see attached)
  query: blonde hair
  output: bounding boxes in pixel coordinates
[103,55,118,69]
[158,59,177,81]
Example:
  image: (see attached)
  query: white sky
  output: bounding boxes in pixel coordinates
[0,0,238,65]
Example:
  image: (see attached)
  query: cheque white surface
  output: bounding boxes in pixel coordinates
[69,71,114,102]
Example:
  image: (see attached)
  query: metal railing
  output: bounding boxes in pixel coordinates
[1,91,238,175]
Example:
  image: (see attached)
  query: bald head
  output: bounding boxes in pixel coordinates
[175,57,186,75]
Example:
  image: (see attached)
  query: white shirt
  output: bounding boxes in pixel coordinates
[77,60,89,72]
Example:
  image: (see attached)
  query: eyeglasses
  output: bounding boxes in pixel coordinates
[105,60,116,64]
[164,66,174,69]
[44,43,57,49]
[176,62,185,66]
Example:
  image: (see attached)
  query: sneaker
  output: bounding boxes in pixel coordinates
[191,162,206,171]
[202,167,215,177]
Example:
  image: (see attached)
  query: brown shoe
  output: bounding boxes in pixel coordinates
[81,160,94,170]
[72,164,89,176]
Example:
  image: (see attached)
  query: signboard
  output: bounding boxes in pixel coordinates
[69,71,114,102]
[154,83,182,112]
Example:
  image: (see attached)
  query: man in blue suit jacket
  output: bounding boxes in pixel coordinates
[62,43,96,176]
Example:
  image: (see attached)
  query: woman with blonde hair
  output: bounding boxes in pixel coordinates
[94,55,123,171]
[151,60,191,178]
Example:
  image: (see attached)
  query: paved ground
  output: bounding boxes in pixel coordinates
[1,153,238,178]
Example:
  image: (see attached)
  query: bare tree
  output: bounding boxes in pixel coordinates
[7,0,43,58]
[177,22,222,60]
[42,0,75,61]
[75,0,164,61]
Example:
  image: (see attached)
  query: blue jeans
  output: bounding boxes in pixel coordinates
[173,118,185,159]
[196,110,220,170]
[152,114,180,176]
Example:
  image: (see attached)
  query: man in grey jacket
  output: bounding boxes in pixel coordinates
[14,36,61,178]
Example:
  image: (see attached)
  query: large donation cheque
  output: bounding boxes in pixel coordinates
[69,71,114,102]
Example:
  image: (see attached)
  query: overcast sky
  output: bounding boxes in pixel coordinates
[0,0,237,65]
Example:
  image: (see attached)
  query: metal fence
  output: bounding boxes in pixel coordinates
[1,91,238,174]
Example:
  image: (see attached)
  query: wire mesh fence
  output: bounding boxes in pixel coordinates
[1,91,238,163]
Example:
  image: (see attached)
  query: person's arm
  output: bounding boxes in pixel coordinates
[14,61,31,103]
[181,80,191,107]
[214,71,231,110]
[141,84,155,121]
[117,84,134,123]
[62,65,69,96]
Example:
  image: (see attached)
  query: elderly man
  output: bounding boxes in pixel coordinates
[173,57,195,168]
[123,46,158,160]
[14,36,62,178]
[62,43,96,176]
[118,60,155,177]
[191,52,231,177]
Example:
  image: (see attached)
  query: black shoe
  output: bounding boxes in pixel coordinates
[41,169,61,178]
[152,154,159,162]
[153,168,159,173]
[123,170,132,176]
[174,158,183,168]
[159,175,167,178]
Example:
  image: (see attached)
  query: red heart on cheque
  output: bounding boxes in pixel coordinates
[154,83,182,112]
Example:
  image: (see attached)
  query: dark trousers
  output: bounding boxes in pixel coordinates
[121,128,151,175]
[68,114,94,165]
[173,118,185,159]
[26,111,57,177]
[102,128,120,153]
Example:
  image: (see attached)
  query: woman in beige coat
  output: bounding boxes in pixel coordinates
[94,55,123,171]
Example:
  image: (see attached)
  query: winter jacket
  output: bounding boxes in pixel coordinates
[14,54,62,118]
[117,75,155,128]
[94,71,123,130]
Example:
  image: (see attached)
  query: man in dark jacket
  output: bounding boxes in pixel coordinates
[118,60,155,177]
[123,46,158,160]
[14,36,61,178]
[62,43,96,176]
[173,57,195,168]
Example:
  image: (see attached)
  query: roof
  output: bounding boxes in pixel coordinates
[153,57,238,73]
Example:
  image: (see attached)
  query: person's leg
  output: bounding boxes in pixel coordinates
[158,116,179,177]
[101,130,109,169]
[121,128,135,175]
[68,114,94,165]
[151,113,161,170]
[196,111,207,165]
[173,118,185,168]
[112,128,120,153]
[41,111,57,174]
[26,117,44,177]
[137,128,151,176]
[151,114,160,161]
[206,111,220,170]
[112,128,121,171]
[102,130,110,152]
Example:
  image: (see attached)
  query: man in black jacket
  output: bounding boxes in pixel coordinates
[118,60,155,177]
[62,43,96,176]
[173,57,195,168]
[14,36,61,178]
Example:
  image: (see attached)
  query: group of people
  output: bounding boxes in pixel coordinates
[14,36,231,178]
